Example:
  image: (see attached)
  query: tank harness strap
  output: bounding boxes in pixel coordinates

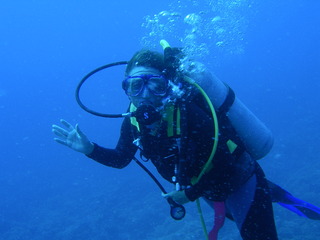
[218,85,246,159]
[164,104,181,137]
[175,105,181,136]
[218,84,235,114]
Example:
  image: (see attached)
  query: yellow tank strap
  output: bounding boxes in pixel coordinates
[163,104,174,137]
[163,104,181,137]
[176,107,181,135]
[129,104,140,131]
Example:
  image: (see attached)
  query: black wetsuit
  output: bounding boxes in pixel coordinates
[87,100,278,240]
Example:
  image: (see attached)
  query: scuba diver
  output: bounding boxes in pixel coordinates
[52,41,320,240]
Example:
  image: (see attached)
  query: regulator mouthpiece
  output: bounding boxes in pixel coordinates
[132,104,161,125]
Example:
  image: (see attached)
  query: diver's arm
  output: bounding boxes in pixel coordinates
[87,117,138,169]
[185,174,212,201]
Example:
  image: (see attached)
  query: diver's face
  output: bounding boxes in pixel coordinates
[126,67,167,108]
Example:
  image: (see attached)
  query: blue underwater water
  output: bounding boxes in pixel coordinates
[0,0,320,239]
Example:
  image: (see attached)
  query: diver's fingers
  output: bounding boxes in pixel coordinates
[60,119,74,131]
[52,125,69,138]
[162,192,172,199]
[53,137,68,147]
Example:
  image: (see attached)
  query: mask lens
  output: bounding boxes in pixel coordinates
[147,76,168,96]
[124,77,145,96]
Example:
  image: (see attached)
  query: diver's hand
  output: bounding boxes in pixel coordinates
[162,190,190,205]
[52,119,94,155]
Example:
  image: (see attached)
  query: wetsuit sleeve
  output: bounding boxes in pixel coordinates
[86,117,138,169]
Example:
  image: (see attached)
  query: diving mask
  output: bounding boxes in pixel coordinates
[122,74,169,97]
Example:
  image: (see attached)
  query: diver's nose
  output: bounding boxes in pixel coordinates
[140,87,151,98]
